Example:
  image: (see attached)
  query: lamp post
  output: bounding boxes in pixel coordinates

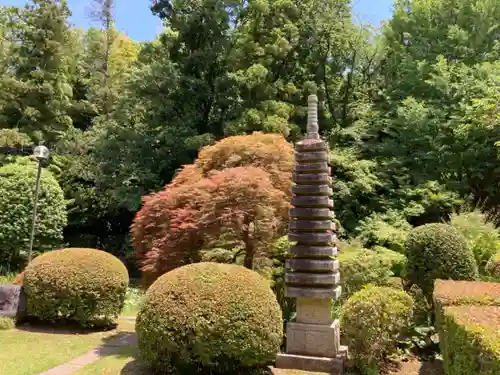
[27,145,50,263]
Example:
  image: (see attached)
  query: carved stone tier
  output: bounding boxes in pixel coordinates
[288,232,336,245]
[289,220,335,231]
[293,162,330,174]
[291,196,333,208]
[288,245,337,257]
[286,286,342,299]
[292,185,333,196]
[289,208,333,219]
[286,258,339,272]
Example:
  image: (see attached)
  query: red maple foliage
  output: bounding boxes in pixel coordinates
[131,166,289,286]
[200,166,289,269]
[131,183,213,286]
[167,132,294,196]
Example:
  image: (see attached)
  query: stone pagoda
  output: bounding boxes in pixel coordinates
[275,94,347,374]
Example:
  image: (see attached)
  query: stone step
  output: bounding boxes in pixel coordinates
[275,346,348,374]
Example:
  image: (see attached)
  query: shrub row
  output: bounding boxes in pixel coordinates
[434,279,500,374]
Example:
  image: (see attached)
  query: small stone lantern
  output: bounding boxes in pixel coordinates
[275,95,347,374]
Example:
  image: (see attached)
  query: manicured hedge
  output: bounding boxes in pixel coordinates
[341,285,413,374]
[136,262,283,374]
[434,280,500,374]
[405,224,478,299]
[24,248,129,327]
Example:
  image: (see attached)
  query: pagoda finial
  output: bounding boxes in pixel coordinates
[306,94,319,140]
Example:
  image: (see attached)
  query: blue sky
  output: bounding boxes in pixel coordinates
[1,0,395,42]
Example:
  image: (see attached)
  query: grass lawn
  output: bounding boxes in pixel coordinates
[76,345,141,375]
[0,319,135,375]
[0,282,141,375]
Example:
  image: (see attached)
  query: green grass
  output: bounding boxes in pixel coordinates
[76,345,142,375]
[0,320,134,375]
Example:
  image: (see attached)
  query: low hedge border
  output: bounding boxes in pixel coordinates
[434,280,500,374]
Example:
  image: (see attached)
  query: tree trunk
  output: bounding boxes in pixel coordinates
[242,224,255,269]
[243,245,254,269]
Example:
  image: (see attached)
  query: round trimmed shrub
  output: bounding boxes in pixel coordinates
[341,285,413,374]
[24,248,129,327]
[404,223,478,297]
[136,262,283,374]
[0,159,67,268]
[485,252,500,278]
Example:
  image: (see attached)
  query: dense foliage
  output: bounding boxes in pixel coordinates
[338,247,405,300]
[485,252,500,279]
[341,285,414,374]
[136,262,283,374]
[405,223,478,298]
[0,159,67,271]
[450,210,500,273]
[24,248,129,327]
[0,0,499,274]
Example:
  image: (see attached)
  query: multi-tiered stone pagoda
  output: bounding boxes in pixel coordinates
[275,94,347,374]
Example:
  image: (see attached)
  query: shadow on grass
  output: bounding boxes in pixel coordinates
[15,318,119,335]
[116,363,275,375]
[90,340,275,375]
[119,360,146,375]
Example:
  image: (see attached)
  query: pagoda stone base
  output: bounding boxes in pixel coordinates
[275,346,348,374]
[286,320,341,357]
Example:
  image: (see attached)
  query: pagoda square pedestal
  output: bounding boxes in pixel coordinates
[276,298,347,373]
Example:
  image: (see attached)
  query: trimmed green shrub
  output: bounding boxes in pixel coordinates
[450,210,500,273]
[434,280,500,374]
[404,223,478,298]
[136,262,283,374]
[440,306,500,375]
[24,248,129,327]
[341,285,413,375]
[339,247,405,300]
[0,159,67,269]
[485,252,500,279]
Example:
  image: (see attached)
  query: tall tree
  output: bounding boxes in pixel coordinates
[0,0,74,144]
